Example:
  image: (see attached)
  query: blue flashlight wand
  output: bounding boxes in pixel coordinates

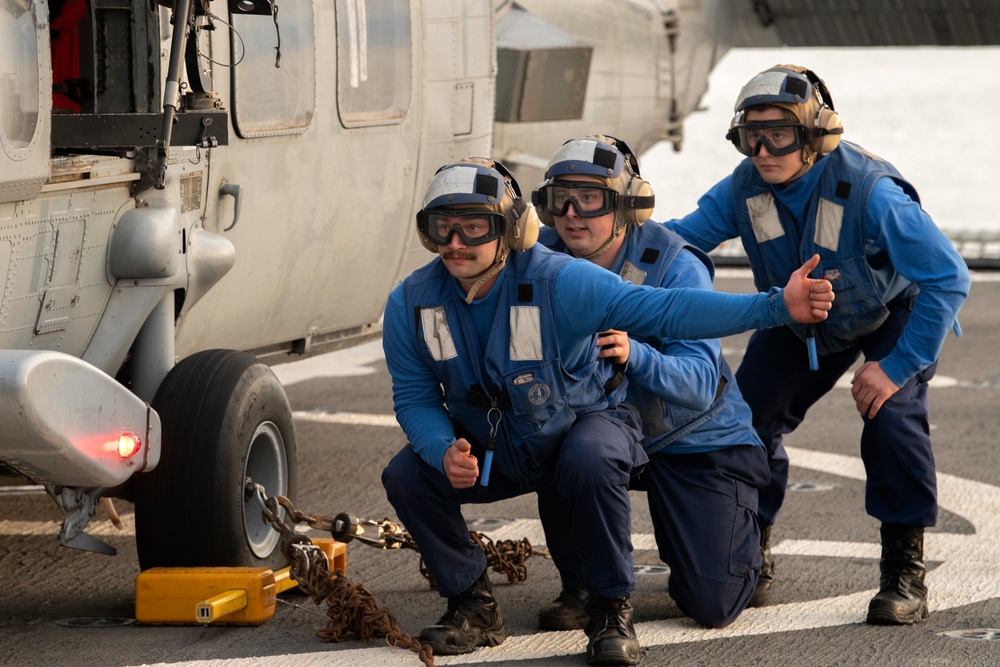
[477,407,501,497]
[806,325,819,375]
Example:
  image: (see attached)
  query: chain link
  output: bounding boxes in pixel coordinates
[288,546,433,667]
[247,477,552,665]
[416,531,545,590]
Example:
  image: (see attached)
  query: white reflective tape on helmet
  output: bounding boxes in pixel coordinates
[545,138,623,179]
[422,164,500,210]
[554,139,602,164]
[735,70,789,110]
[735,68,812,112]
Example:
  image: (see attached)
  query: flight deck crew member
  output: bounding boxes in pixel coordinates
[666,65,971,625]
[380,157,833,666]
[532,135,769,631]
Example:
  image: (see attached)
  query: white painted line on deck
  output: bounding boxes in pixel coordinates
[120,445,1000,666]
[292,410,399,428]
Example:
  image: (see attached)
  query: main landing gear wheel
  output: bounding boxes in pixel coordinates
[134,349,298,570]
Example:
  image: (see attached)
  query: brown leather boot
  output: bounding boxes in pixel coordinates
[866,524,929,625]
[419,570,509,655]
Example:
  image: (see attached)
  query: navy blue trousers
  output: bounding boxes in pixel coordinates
[538,443,768,628]
[382,404,646,599]
[736,297,938,528]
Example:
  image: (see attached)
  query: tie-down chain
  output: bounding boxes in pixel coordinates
[244,477,550,665]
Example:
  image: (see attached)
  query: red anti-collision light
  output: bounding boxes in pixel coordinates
[118,432,141,459]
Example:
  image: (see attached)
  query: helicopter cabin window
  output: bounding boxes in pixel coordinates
[335,0,411,127]
[231,2,315,137]
[1,0,42,158]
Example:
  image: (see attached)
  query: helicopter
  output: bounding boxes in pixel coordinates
[0,0,994,573]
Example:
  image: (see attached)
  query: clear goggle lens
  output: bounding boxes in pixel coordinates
[538,182,618,218]
[418,210,505,246]
[729,121,809,157]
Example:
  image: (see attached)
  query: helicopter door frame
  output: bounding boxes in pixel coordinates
[0,0,51,204]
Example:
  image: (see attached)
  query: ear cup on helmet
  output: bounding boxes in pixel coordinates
[615,137,654,226]
[506,197,539,251]
[813,106,842,155]
[487,159,537,252]
[623,176,655,225]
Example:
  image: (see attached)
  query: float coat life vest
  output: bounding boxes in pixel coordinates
[403,246,625,488]
[540,224,740,454]
[730,141,919,353]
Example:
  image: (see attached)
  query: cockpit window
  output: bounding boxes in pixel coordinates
[231,2,316,137]
[1,0,41,156]
[335,0,411,127]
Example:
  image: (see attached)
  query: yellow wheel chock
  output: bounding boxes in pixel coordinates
[135,537,346,625]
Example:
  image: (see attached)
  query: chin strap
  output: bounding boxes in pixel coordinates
[578,220,627,262]
[462,242,509,304]
[783,146,817,183]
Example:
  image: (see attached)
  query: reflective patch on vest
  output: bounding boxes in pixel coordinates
[746,193,785,243]
[420,307,458,361]
[509,305,543,360]
[815,197,844,252]
[620,259,648,286]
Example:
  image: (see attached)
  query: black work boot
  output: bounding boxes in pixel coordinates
[419,570,509,655]
[584,594,640,666]
[866,524,930,625]
[748,525,774,607]
[539,585,589,630]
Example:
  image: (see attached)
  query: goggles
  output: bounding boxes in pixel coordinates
[727,120,810,157]
[534,182,619,218]
[417,209,506,246]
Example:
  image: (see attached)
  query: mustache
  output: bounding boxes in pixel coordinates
[443,251,476,260]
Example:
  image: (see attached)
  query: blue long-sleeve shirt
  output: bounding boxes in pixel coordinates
[604,234,762,452]
[608,239,720,411]
[538,223,763,453]
[667,158,970,386]
[384,251,793,471]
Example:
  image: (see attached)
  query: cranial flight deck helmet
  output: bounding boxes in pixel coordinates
[726,65,844,178]
[532,134,655,260]
[416,157,539,303]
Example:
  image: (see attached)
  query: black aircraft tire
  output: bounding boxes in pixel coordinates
[134,349,298,570]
